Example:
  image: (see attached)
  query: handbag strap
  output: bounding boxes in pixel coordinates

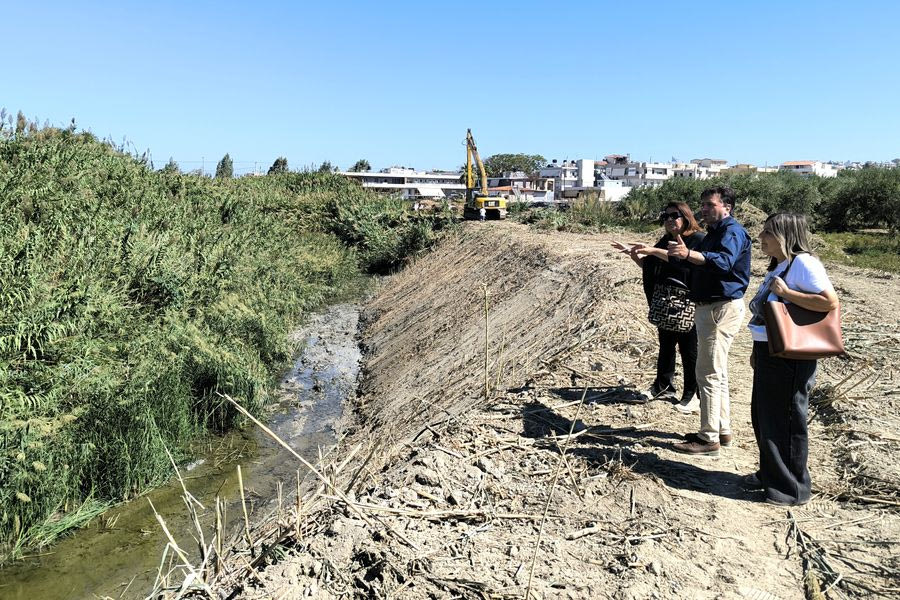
[771,256,795,302]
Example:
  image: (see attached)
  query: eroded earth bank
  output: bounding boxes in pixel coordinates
[211,222,899,599]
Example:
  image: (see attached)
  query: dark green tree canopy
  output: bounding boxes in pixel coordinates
[317,160,337,173]
[483,153,547,177]
[268,157,288,175]
[215,153,233,178]
[161,157,180,174]
[349,159,371,172]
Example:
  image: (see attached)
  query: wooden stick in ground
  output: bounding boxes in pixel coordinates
[214,496,224,575]
[220,393,417,550]
[524,383,590,600]
[277,480,283,529]
[296,470,302,541]
[237,465,254,557]
[484,283,490,402]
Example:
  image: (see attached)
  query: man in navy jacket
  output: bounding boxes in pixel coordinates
[667,186,751,455]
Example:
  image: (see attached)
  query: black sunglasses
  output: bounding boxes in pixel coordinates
[662,212,683,220]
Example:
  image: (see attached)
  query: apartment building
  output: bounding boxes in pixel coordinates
[720,163,778,175]
[691,158,729,176]
[602,159,672,188]
[779,161,840,178]
[487,171,556,203]
[538,159,595,192]
[340,166,465,198]
[672,162,710,179]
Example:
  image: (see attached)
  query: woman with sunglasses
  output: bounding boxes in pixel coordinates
[612,202,705,411]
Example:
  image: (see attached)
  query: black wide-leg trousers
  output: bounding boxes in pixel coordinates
[751,341,817,505]
[654,326,698,397]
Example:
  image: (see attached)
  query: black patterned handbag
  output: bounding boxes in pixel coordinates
[648,277,695,332]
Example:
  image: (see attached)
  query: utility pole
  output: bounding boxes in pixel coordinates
[201,156,205,176]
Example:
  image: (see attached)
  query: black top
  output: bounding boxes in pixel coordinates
[641,231,706,305]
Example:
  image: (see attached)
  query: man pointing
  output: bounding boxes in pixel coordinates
[668,186,751,456]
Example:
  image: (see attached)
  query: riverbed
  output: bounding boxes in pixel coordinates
[0,304,361,600]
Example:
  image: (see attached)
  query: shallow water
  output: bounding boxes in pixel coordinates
[0,304,360,600]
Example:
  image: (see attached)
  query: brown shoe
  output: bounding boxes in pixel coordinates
[673,439,720,456]
[683,432,732,447]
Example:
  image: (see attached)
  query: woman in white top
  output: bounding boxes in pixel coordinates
[745,213,839,506]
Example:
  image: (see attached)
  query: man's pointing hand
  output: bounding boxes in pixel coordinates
[667,233,690,259]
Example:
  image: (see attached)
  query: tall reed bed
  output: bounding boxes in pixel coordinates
[0,125,451,560]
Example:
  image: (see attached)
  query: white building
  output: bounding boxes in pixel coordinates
[672,162,710,179]
[779,161,839,178]
[539,159,595,193]
[604,160,674,188]
[599,156,731,187]
[691,158,729,177]
[340,167,465,198]
[720,163,778,175]
[487,171,556,204]
[589,177,631,201]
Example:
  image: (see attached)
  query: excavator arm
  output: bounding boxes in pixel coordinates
[466,129,489,197]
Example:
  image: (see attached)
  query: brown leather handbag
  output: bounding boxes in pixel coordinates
[763,258,845,360]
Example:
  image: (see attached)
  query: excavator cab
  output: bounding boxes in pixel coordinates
[464,129,507,220]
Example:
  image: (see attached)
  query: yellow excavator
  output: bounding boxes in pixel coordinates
[464,129,507,220]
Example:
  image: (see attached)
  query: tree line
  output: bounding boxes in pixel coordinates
[621,168,900,232]
[173,142,898,233]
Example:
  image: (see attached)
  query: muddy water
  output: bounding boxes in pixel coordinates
[0,304,360,600]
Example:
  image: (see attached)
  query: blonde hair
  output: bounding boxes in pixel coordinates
[763,213,815,270]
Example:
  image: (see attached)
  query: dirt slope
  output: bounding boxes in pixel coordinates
[224,222,900,599]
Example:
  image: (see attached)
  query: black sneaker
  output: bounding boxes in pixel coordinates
[640,385,677,402]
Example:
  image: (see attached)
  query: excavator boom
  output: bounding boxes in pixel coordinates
[466,130,489,197]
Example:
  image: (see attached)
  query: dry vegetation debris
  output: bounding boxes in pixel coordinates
[184,223,898,600]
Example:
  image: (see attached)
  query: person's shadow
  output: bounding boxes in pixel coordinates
[547,384,648,405]
[520,398,750,501]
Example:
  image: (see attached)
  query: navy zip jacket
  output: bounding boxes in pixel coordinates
[690,216,751,302]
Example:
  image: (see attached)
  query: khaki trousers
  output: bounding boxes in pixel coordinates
[694,299,745,443]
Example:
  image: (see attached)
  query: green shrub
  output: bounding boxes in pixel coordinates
[819,168,900,232]
[818,231,900,272]
[568,194,619,228]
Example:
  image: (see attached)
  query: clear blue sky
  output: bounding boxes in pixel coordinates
[5,1,899,174]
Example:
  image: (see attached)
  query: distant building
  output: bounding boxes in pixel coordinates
[691,158,729,176]
[539,159,591,192]
[720,163,778,176]
[779,161,839,178]
[340,167,465,199]
[672,162,712,179]
[487,171,556,203]
[587,177,631,201]
[603,160,674,188]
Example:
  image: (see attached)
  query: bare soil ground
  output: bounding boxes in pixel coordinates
[213,222,900,599]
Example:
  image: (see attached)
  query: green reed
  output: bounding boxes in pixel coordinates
[0,124,452,560]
